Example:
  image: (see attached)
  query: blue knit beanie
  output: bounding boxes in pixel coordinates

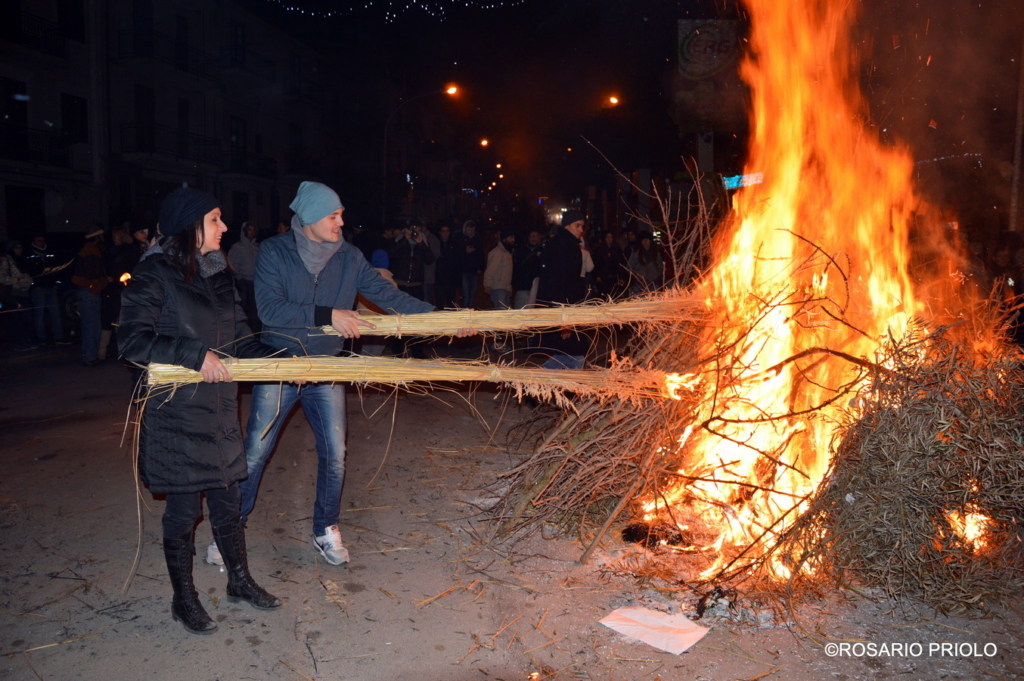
[371,249,390,269]
[159,187,220,236]
[290,181,344,226]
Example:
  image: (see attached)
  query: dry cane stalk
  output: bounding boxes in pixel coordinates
[316,293,701,337]
[145,356,677,403]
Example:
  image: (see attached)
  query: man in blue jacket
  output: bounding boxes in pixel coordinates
[208,181,437,567]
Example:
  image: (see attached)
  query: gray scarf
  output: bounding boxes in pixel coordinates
[292,215,342,276]
[196,249,227,278]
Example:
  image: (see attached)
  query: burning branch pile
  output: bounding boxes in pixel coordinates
[489,0,1024,615]
[774,326,1024,613]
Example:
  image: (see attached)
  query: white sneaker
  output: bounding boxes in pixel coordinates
[205,540,224,566]
[313,525,350,565]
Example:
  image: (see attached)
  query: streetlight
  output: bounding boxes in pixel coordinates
[480,138,489,147]
[382,85,459,226]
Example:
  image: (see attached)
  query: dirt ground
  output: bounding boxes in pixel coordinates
[2,347,1023,680]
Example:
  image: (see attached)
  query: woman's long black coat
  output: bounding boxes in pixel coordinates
[119,254,275,494]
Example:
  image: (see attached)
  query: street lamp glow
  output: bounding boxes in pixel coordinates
[495,163,501,168]
[480,138,489,146]
[446,85,458,95]
[498,174,504,178]
[608,95,619,105]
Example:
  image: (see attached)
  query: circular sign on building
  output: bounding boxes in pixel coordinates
[678,20,739,80]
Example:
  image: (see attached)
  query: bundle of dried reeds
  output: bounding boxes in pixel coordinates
[145,355,673,406]
[316,292,702,337]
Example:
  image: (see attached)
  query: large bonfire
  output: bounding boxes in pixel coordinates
[495,0,1024,613]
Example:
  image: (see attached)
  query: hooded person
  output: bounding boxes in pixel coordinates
[204,180,466,569]
[118,186,282,635]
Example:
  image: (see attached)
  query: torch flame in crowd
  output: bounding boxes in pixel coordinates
[646,0,985,576]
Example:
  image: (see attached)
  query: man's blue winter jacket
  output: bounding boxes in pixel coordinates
[255,232,434,357]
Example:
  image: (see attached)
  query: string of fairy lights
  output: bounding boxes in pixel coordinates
[263,0,529,23]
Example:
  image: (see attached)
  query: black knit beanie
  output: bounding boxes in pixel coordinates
[159,187,220,236]
[562,210,585,227]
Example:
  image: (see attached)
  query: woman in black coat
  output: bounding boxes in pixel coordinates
[119,187,281,635]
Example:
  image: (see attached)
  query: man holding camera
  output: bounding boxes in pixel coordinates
[388,218,435,302]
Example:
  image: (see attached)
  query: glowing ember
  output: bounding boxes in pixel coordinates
[120,272,132,285]
[662,372,700,401]
[646,0,965,578]
[946,509,990,553]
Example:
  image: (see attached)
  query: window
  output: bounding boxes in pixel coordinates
[177,98,190,157]
[57,0,85,42]
[61,93,88,143]
[229,21,245,67]
[174,15,188,71]
[230,116,247,166]
[288,52,301,93]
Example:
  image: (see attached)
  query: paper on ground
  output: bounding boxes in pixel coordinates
[598,606,709,655]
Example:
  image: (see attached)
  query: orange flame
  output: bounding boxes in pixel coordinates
[946,509,990,553]
[648,0,972,578]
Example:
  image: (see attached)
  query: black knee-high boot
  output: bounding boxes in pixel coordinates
[212,520,281,610]
[163,532,217,634]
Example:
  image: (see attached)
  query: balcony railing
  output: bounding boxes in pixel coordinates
[120,123,221,165]
[220,45,276,82]
[116,29,221,84]
[2,12,69,59]
[0,125,71,167]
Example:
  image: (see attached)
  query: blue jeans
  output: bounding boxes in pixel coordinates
[77,288,101,362]
[490,289,511,310]
[240,383,347,536]
[461,272,480,308]
[541,354,585,370]
[31,286,64,342]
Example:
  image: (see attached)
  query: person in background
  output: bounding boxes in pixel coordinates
[389,219,434,301]
[581,234,595,298]
[434,222,461,309]
[512,228,544,309]
[453,220,484,307]
[592,230,625,299]
[622,227,638,262]
[119,186,281,635]
[421,221,441,306]
[25,235,71,346]
[276,220,289,235]
[72,228,109,365]
[627,231,664,294]
[99,225,140,360]
[535,210,589,370]
[132,224,152,255]
[0,240,36,351]
[229,221,261,332]
[483,227,515,309]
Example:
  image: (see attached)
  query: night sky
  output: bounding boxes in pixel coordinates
[240,0,1024,229]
